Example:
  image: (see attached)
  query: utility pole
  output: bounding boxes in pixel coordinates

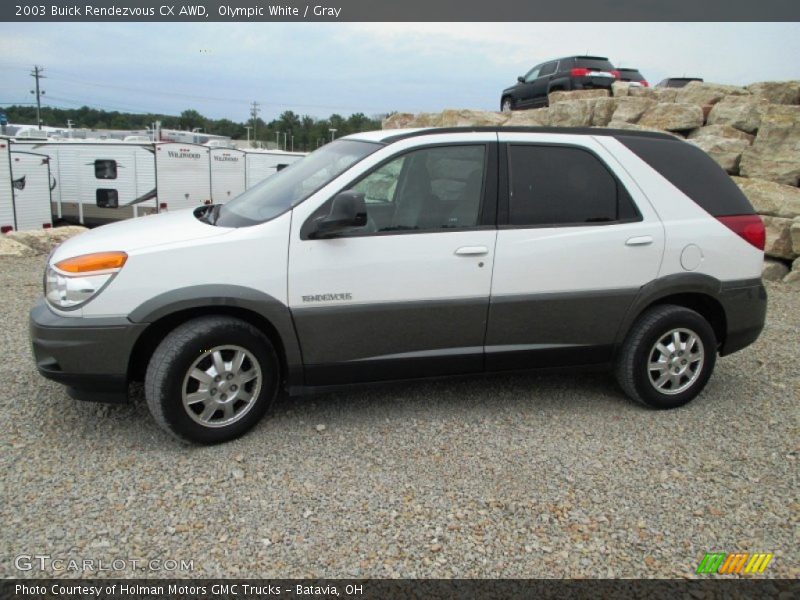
[275,131,280,149]
[244,126,252,145]
[30,65,46,130]
[250,101,260,148]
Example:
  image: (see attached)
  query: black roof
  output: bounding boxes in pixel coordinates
[381,126,677,144]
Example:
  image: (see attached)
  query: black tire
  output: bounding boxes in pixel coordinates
[145,316,279,444]
[501,96,515,112]
[615,304,717,409]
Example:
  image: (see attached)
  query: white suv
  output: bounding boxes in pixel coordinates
[30,127,767,443]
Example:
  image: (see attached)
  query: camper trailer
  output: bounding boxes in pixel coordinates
[8,150,53,231]
[0,137,15,232]
[154,142,211,211]
[13,140,157,226]
[209,147,246,203]
[244,150,305,189]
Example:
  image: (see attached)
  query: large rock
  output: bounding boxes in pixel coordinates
[548,89,609,105]
[591,97,618,126]
[548,99,595,127]
[610,97,656,124]
[739,105,800,186]
[689,136,750,174]
[505,108,551,126]
[747,81,800,105]
[784,256,800,286]
[629,86,678,103]
[382,113,416,129]
[762,258,789,281]
[407,112,446,127]
[762,216,797,260]
[706,97,766,134]
[438,109,508,127]
[688,124,754,143]
[674,81,750,106]
[6,226,88,254]
[792,218,800,255]
[0,236,39,257]
[611,82,633,97]
[731,177,800,218]
[605,121,680,137]
[638,103,705,132]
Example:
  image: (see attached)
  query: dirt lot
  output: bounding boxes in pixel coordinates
[1,255,797,579]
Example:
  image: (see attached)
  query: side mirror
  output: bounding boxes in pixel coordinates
[313,191,367,237]
[517,76,525,83]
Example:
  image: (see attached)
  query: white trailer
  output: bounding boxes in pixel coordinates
[154,142,211,211]
[9,150,53,231]
[13,141,157,226]
[0,137,15,232]
[209,147,246,203]
[245,150,305,189]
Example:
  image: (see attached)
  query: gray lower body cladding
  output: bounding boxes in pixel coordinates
[29,298,146,402]
[293,289,638,386]
[28,276,766,401]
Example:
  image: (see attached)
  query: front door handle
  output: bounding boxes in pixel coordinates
[625,236,653,247]
[455,246,489,256]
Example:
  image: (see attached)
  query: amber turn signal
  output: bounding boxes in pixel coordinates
[55,251,128,273]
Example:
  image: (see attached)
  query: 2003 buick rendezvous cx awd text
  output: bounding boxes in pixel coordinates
[30,127,767,443]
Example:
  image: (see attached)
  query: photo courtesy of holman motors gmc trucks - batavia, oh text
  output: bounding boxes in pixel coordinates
[30,126,767,443]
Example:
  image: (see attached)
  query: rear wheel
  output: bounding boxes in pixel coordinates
[145,316,279,443]
[615,305,717,409]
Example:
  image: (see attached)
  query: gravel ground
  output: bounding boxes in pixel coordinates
[1,255,797,579]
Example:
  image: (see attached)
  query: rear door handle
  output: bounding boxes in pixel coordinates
[455,246,489,256]
[625,236,653,247]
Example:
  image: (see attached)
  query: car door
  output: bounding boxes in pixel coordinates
[288,135,499,385]
[487,133,665,370]
[532,61,558,105]
[516,65,542,108]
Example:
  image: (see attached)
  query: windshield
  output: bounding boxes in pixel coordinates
[215,139,381,227]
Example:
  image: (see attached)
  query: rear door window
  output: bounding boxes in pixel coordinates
[507,145,640,227]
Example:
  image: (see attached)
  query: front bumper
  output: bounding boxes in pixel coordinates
[29,299,147,402]
[718,279,767,356]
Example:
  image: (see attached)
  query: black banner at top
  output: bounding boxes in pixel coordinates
[3,0,800,22]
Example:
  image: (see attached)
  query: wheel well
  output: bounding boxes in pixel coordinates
[127,307,288,383]
[646,293,727,348]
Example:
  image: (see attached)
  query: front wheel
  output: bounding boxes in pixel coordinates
[615,305,717,409]
[501,97,514,112]
[145,316,279,443]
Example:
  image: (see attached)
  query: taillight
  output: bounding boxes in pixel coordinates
[570,68,590,77]
[717,215,765,251]
[641,80,649,87]
[611,70,621,79]
[1,225,12,234]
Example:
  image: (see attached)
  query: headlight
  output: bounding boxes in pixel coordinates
[45,251,127,310]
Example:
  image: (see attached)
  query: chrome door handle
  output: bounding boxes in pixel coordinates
[454,246,489,256]
[626,236,653,246]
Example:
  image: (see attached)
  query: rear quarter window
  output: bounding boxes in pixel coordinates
[618,136,754,216]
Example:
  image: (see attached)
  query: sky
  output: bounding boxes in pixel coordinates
[0,22,799,124]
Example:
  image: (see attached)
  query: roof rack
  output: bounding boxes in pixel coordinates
[380,126,678,144]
